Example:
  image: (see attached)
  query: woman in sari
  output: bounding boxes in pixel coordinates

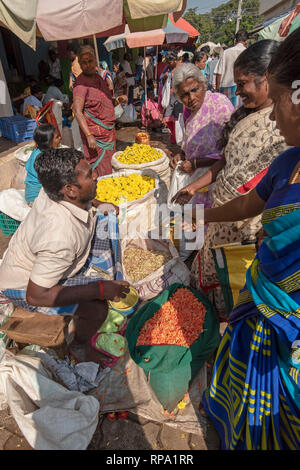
[73,45,127,176]
[201,27,300,450]
[172,41,287,314]
[113,62,128,98]
[170,63,234,209]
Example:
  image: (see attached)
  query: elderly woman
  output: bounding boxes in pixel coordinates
[170,62,234,208]
[201,27,300,450]
[172,40,288,314]
[73,45,126,176]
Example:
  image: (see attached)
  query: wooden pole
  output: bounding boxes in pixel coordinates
[93,34,100,67]
[235,0,243,34]
[144,46,148,130]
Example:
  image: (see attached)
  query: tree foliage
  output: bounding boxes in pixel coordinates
[184,0,263,46]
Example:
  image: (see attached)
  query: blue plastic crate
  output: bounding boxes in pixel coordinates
[0,116,37,143]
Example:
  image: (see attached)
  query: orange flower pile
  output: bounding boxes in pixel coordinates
[136,288,207,348]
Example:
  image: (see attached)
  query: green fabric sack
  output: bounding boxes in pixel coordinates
[126,283,220,412]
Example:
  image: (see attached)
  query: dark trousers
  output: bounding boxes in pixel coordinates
[128,85,134,105]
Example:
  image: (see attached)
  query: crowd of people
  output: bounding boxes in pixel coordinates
[2,26,300,449]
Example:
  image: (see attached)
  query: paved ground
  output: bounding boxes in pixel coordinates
[0,125,222,451]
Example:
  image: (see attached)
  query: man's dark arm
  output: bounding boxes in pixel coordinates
[26,279,129,307]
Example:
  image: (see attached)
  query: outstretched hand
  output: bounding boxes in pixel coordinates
[171,186,195,206]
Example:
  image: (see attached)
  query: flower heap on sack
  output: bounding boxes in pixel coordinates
[123,248,172,283]
[116,144,162,165]
[96,173,155,205]
[137,288,207,348]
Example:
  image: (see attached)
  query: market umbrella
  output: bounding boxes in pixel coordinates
[163,18,189,44]
[0,0,38,49]
[104,25,131,53]
[106,20,188,51]
[126,29,166,49]
[0,0,186,50]
[168,13,199,37]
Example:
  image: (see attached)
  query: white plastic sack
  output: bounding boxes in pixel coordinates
[117,104,137,123]
[167,163,212,212]
[0,351,99,450]
[0,189,30,221]
[51,100,63,134]
[114,104,124,119]
[112,148,171,190]
[14,144,36,165]
[71,117,83,152]
[175,113,184,146]
[161,74,171,109]
[167,164,210,261]
[121,237,190,300]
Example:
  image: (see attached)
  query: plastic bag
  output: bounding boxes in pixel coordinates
[167,163,212,212]
[117,104,137,123]
[114,104,124,119]
[161,74,171,109]
[167,164,210,260]
[175,113,184,146]
[0,189,31,221]
[71,117,83,152]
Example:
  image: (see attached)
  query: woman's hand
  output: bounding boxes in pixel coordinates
[171,184,195,205]
[255,227,267,252]
[87,134,97,150]
[103,281,130,302]
[117,95,128,105]
[170,153,183,169]
[179,160,193,174]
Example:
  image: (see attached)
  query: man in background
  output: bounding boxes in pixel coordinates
[215,30,248,107]
[121,53,135,105]
[67,43,82,90]
[48,47,62,81]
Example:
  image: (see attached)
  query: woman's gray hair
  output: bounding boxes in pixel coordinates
[78,45,95,60]
[173,63,207,96]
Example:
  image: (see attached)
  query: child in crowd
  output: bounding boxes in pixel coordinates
[25,124,61,204]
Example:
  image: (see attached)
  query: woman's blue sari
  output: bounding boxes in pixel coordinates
[203,159,300,449]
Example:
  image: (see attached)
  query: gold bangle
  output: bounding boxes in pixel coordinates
[86,132,93,137]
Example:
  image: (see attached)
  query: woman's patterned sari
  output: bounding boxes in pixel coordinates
[203,168,300,449]
[191,106,287,315]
